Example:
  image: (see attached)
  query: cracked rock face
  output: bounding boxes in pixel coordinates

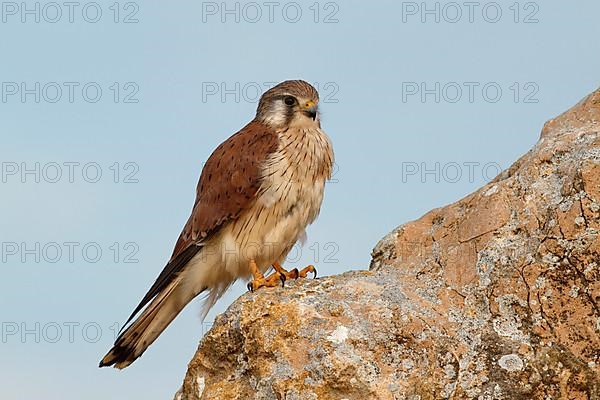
[175,89,600,400]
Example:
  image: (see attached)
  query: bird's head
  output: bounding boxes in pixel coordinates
[256,80,320,129]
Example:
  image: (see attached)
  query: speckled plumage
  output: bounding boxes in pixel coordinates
[100,80,334,369]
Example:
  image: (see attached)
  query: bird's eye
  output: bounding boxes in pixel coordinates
[284,96,296,106]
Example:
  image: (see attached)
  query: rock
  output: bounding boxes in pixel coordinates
[175,89,600,400]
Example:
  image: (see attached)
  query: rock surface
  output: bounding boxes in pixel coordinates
[175,89,600,400]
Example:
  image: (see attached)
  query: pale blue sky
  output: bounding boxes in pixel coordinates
[0,1,599,399]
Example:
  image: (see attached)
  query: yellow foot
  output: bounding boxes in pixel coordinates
[273,262,317,281]
[246,261,318,292]
[246,259,285,292]
[246,270,285,292]
[297,264,317,278]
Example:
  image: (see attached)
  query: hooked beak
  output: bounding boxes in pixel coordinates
[301,100,318,120]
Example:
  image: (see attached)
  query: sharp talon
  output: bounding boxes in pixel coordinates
[279,273,286,287]
[247,282,254,292]
[291,268,299,279]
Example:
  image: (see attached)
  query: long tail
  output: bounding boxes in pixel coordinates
[100,277,189,369]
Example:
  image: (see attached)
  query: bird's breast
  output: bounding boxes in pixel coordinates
[220,127,333,274]
[259,127,333,218]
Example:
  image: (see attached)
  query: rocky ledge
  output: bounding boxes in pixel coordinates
[175,88,600,399]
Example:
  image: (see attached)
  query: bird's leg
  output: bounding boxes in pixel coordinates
[273,261,317,280]
[247,259,285,292]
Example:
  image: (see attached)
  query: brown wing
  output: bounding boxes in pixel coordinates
[123,120,279,327]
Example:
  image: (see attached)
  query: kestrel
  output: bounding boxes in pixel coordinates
[100,80,334,369]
